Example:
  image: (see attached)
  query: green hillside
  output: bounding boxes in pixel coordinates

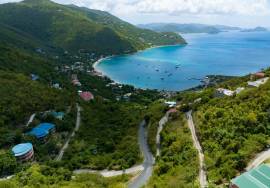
[0,0,186,56]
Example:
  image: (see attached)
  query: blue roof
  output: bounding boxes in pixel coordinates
[12,143,33,157]
[27,123,55,138]
[51,111,65,118]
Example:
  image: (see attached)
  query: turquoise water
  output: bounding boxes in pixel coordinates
[96,31,270,91]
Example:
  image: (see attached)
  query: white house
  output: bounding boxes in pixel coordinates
[165,101,177,108]
[248,77,269,88]
[216,88,234,97]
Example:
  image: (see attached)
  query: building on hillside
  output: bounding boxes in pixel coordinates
[71,74,78,80]
[235,87,245,94]
[72,79,82,87]
[194,98,202,103]
[165,101,177,108]
[248,77,269,88]
[79,91,94,101]
[30,74,39,81]
[12,143,34,161]
[52,83,61,89]
[51,111,65,120]
[168,108,178,114]
[251,72,266,80]
[27,123,55,140]
[123,93,132,101]
[215,88,235,97]
[230,164,270,188]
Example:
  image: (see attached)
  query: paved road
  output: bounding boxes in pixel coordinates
[74,165,144,177]
[26,113,36,127]
[128,120,155,188]
[186,111,208,188]
[156,113,169,157]
[74,120,154,183]
[246,149,270,171]
[56,104,81,161]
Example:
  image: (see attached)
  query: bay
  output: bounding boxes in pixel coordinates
[95,31,270,91]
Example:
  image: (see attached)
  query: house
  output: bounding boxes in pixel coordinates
[27,123,55,140]
[52,83,61,89]
[51,111,65,120]
[251,72,265,80]
[123,93,132,100]
[216,88,234,97]
[80,91,94,101]
[72,79,82,87]
[194,98,202,103]
[165,101,177,108]
[235,87,245,94]
[248,77,269,88]
[230,164,270,188]
[71,74,78,80]
[30,74,39,81]
[12,143,34,161]
[168,108,178,114]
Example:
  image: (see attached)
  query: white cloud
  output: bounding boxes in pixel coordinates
[53,0,270,16]
[2,0,269,16]
[0,0,270,27]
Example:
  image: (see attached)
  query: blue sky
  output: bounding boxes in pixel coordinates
[1,0,270,28]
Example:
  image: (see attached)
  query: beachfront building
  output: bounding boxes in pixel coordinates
[12,143,34,161]
[27,123,55,140]
[230,164,270,188]
[248,77,269,88]
[216,88,235,97]
[79,91,94,101]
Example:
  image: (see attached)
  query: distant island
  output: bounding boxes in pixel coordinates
[241,27,268,32]
[137,23,241,34]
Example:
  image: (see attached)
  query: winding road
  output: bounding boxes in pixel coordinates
[156,113,169,157]
[128,120,155,188]
[56,103,81,161]
[246,149,270,171]
[74,120,154,188]
[186,111,208,188]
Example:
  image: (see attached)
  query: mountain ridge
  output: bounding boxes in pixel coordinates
[0,0,186,57]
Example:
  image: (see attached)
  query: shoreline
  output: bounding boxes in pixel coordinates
[92,44,185,81]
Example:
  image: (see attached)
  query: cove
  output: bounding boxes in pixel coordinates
[95,31,270,91]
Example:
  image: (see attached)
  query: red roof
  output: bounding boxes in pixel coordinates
[254,72,265,78]
[80,92,94,101]
[168,108,178,114]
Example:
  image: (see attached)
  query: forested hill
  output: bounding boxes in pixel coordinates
[0,0,186,56]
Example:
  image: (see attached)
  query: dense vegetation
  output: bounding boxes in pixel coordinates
[63,101,144,170]
[0,0,186,57]
[146,115,199,188]
[194,78,270,184]
[0,164,131,188]
[145,102,168,154]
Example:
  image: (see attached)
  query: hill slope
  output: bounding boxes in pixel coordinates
[0,0,186,56]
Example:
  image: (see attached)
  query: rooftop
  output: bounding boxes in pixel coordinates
[12,143,33,157]
[27,123,55,139]
[80,91,94,101]
[248,77,269,87]
[231,164,270,188]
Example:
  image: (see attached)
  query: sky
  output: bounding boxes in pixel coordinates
[1,0,270,28]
